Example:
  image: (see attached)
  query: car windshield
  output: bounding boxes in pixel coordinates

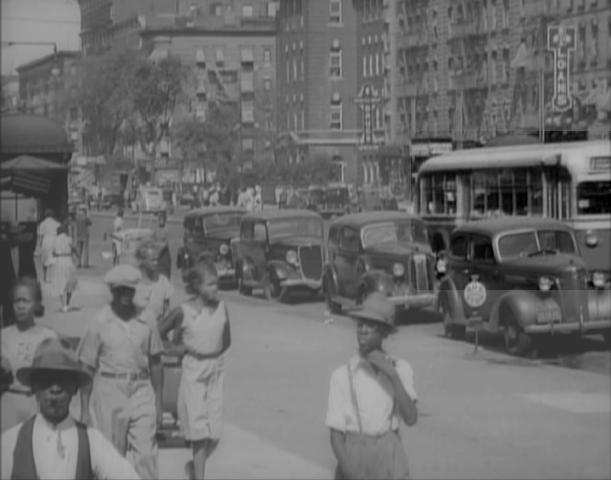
[498,230,576,259]
[267,218,323,239]
[326,188,348,202]
[309,189,324,202]
[361,221,428,248]
[577,180,611,215]
[203,213,242,232]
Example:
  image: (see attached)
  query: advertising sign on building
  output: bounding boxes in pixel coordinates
[355,84,383,149]
[547,25,576,112]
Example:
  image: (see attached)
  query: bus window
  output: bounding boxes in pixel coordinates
[538,230,576,253]
[577,181,611,215]
[421,173,457,215]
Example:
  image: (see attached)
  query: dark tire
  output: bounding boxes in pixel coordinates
[503,317,532,356]
[237,266,252,296]
[264,272,283,301]
[602,330,611,347]
[324,276,342,314]
[439,300,466,340]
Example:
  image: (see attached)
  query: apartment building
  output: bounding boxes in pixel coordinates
[275,0,361,184]
[16,52,83,153]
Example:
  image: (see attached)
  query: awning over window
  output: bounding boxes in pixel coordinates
[2,155,68,170]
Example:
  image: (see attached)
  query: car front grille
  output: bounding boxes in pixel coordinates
[556,268,589,323]
[299,245,323,280]
[410,253,432,293]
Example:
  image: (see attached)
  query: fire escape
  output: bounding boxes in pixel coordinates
[447,0,489,144]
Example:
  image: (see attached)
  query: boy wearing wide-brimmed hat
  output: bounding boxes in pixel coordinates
[325,292,418,479]
[1,338,139,479]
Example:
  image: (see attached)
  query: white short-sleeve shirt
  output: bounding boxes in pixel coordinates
[325,354,417,436]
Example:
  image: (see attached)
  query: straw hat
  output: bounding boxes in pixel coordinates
[348,291,397,332]
[104,264,142,289]
[16,338,91,388]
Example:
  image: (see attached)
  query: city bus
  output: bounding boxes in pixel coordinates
[416,140,611,284]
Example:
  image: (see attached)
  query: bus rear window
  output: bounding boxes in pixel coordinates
[577,181,611,215]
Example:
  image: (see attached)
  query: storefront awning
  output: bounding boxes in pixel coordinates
[2,155,69,171]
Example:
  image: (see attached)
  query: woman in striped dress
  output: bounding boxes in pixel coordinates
[48,223,78,312]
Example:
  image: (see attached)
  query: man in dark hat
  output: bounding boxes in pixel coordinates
[1,337,140,479]
[325,292,418,479]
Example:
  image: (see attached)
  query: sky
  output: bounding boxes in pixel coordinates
[1,0,81,75]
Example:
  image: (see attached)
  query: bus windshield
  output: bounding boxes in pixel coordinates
[498,230,576,259]
[577,181,611,215]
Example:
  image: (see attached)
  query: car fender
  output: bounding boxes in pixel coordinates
[359,270,394,297]
[587,288,611,320]
[437,277,466,322]
[488,290,545,331]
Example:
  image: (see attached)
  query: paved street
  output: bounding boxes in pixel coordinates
[30,211,611,479]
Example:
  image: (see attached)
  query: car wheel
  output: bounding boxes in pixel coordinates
[237,267,252,296]
[264,273,284,302]
[503,317,532,356]
[602,329,611,347]
[323,275,342,314]
[439,299,465,340]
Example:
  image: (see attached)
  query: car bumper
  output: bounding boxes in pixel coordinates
[215,264,235,280]
[387,293,436,309]
[280,278,322,290]
[524,319,611,334]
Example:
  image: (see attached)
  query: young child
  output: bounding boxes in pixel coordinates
[134,241,173,328]
[325,292,418,480]
[1,277,58,430]
[159,258,231,480]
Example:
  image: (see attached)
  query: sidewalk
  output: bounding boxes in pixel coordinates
[37,273,332,480]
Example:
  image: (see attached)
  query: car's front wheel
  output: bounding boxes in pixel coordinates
[439,299,465,340]
[323,275,342,314]
[602,329,611,347]
[503,317,532,356]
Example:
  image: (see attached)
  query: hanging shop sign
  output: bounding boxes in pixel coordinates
[547,25,576,112]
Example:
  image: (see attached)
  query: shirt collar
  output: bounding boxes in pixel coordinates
[35,413,75,433]
[348,352,395,373]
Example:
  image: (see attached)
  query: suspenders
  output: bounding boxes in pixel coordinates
[346,364,363,434]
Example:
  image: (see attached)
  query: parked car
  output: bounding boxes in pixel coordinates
[234,209,325,302]
[323,211,436,316]
[308,184,353,219]
[176,207,246,286]
[438,217,611,355]
[131,186,167,214]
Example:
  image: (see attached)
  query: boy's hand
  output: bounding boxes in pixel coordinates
[365,350,397,379]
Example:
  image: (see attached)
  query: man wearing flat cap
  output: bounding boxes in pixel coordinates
[325,292,418,479]
[1,337,140,479]
[76,264,164,480]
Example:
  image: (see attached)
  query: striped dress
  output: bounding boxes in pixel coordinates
[48,233,78,296]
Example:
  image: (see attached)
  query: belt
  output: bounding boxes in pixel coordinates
[100,371,149,381]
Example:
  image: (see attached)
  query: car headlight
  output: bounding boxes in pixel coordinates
[219,244,229,256]
[592,272,606,289]
[286,250,299,265]
[392,262,405,277]
[435,258,447,274]
[538,276,553,292]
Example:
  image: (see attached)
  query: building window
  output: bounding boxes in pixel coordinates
[490,1,497,30]
[242,4,253,17]
[375,53,380,76]
[242,138,254,152]
[330,50,342,78]
[267,1,277,17]
[329,0,342,24]
[363,56,368,77]
[242,99,254,123]
[216,48,225,65]
[210,2,223,15]
[293,58,298,80]
[300,53,305,80]
[330,104,342,129]
[286,54,291,82]
[264,47,272,65]
[264,77,272,90]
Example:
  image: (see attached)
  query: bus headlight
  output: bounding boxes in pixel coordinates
[286,250,299,266]
[539,276,553,292]
[219,244,229,256]
[592,272,606,289]
[392,262,405,277]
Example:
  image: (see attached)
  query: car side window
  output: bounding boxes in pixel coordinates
[471,235,495,264]
[339,227,360,253]
[328,226,339,248]
[241,222,254,240]
[450,234,468,260]
[253,223,267,242]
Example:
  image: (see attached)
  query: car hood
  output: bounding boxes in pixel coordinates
[364,242,431,258]
[502,253,587,274]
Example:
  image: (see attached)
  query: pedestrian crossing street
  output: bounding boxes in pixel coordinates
[520,392,611,414]
[159,422,331,479]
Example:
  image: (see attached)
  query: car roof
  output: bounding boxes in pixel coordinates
[242,209,322,221]
[454,216,573,237]
[185,206,246,218]
[331,211,423,228]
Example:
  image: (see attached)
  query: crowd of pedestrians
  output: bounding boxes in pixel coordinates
[1,213,418,479]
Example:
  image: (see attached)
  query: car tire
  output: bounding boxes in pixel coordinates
[439,299,466,340]
[237,267,252,296]
[503,317,532,356]
[602,329,611,347]
[264,273,284,302]
[324,275,342,314]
